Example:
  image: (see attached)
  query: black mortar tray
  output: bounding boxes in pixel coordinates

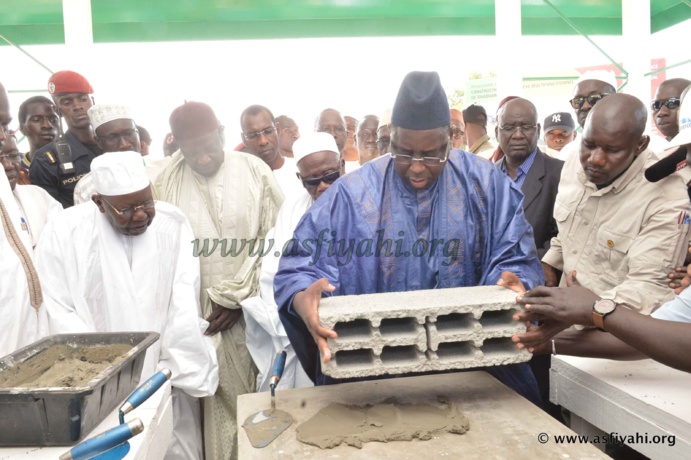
[0,332,159,446]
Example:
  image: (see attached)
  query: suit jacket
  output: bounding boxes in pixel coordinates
[498,149,563,258]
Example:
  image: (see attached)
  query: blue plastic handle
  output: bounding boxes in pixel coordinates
[90,442,131,460]
[123,369,171,412]
[270,351,287,386]
[65,421,141,460]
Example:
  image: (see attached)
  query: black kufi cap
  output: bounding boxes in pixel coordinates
[391,71,450,130]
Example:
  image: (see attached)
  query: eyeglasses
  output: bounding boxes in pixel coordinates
[99,129,139,146]
[243,126,275,141]
[499,124,537,135]
[377,138,391,147]
[102,197,156,219]
[391,143,450,166]
[299,170,341,188]
[0,152,20,164]
[317,126,346,135]
[358,129,377,140]
[569,93,611,110]
[651,98,681,112]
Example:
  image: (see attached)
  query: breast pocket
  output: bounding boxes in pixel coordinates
[594,227,633,282]
[553,202,573,236]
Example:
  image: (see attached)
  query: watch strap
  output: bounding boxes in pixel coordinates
[592,310,606,331]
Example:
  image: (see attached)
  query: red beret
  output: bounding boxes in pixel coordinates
[48,70,94,95]
[169,102,220,142]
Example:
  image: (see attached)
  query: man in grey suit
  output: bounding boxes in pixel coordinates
[495,97,563,419]
[496,98,563,257]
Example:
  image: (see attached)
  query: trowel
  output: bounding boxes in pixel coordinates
[242,350,294,448]
[59,369,172,460]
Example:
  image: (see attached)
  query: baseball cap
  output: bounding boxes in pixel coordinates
[543,112,575,133]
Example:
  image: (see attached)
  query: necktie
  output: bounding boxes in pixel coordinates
[0,198,42,310]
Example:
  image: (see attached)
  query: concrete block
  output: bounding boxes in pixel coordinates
[319,286,531,378]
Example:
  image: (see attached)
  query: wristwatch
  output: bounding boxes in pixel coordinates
[592,299,617,331]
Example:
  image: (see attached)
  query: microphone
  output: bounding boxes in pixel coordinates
[645,146,688,183]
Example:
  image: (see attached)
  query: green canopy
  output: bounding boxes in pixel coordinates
[1,0,689,45]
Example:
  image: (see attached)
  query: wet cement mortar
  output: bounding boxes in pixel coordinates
[296,397,470,449]
[0,344,133,388]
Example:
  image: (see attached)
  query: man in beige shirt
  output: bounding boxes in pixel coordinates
[462,103,495,159]
[542,94,691,314]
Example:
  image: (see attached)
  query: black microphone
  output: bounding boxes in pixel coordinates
[644,145,688,183]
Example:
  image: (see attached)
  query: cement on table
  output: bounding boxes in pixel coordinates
[0,343,133,388]
[238,371,610,459]
[296,399,469,449]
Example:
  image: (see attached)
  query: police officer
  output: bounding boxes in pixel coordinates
[29,71,103,207]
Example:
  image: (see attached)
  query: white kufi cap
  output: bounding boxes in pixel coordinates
[91,151,149,196]
[88,104,132,131]
[293,132,340,165]
[575,70,618,90]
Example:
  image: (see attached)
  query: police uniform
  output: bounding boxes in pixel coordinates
[29,131,102,208]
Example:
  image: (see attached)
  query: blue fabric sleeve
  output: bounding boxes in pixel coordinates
[481,167,544,290]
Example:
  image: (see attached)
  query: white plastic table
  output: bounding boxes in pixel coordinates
[550,356,691,460]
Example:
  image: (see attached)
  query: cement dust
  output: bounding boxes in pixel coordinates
[0,344,133,388]
[296,397,470,449]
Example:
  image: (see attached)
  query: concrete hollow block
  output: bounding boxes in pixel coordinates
[319,286,531,378]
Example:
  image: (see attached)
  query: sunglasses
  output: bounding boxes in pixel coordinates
[299,170,341,188]
[651,98,681,112]
[569,93,611,110]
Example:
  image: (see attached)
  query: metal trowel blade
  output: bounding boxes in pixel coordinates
[242,409,293,448]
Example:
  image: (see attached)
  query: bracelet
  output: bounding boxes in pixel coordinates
[551,339,557,356]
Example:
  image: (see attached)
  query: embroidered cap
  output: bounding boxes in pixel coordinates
[392,71,450,130]
[88,104,133,131]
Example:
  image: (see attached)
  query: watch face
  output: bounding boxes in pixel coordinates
[594,299,617,314]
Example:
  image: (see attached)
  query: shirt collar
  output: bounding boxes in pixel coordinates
[517,148,538,177]
[500,148,538,177]
[469,133,490,153]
